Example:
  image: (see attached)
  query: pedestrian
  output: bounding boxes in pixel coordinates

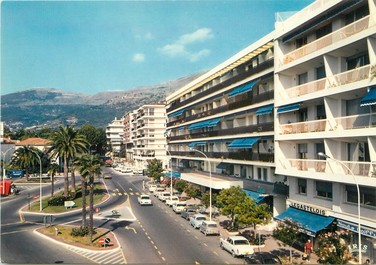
[304,239,313,262]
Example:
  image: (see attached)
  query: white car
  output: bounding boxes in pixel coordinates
[219,236,254,257]
[200,220,220,236]
[158,192,171,202]
[148,184,158,193]
[189,214,207,229]
[138,194,152,206]
[165,196,179,207]
[172,202,187,214]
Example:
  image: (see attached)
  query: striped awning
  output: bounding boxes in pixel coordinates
[360,86,376,107]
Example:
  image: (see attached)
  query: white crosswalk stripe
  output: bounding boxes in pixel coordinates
[66,246,126,264]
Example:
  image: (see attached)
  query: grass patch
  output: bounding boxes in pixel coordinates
[28,183,107,213]
[39,225,115,249]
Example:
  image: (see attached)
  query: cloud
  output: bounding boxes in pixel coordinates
[159,27,213,62]
[135,32,153,40]
[132,53,145,62]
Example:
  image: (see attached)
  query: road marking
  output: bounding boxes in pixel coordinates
[1,229,29,235]
[118,192,122,196]
[19,212,25,222]
[158,251,162,255]
[161,257,166,261]
[213,251,218,256]
[194,236,199,240]
[123,192,128,196]
[154,245,158,250]
[112,193,116,196]
[125,227,137,234]
[150,240,154,245]
[129,188,133,191]
[195,261,200,264]
[225,261,230,264]
[203,243,208,247]
[129,192,134,196]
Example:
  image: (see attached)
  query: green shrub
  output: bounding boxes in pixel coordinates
[47,196,67,206]
[70,226,89,237]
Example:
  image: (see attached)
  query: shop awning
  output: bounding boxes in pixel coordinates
[256,105,274,116]
[228,137,260,149]
[277,103,301,114]
[228,80,259,98]
[360,86,376,107]
[243,189,269,204]
[168,108,186,118]
[274,207,335,236]
[188,118,221,130]
[178,126,185,131]
[188,141,206,148]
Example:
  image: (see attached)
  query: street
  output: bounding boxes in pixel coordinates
[1,169,241,264]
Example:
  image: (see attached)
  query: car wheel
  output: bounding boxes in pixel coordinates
[220,242,224,249]
[231,251,236,258]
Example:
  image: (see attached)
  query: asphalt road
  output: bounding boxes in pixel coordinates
[1,168,241,264]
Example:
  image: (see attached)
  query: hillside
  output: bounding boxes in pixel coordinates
[1,72,204,130]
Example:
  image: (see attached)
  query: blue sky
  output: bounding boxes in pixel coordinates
[1,0,314,95]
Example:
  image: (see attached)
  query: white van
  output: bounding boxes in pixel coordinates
[199,220,220,236]
[172,202,187,213]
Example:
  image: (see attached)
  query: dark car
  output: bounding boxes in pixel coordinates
[181,208,197,220]
[245,252,282,264]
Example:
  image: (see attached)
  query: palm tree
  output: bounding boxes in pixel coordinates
[75,154,102,243]
[10,146,41,181]
[48,126,88,197]
[47,163,59,197]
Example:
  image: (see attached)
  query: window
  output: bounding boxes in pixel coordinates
[347,52,370,70]
[345,5,369,25]
[346,185,376,207]
[296,36,307,48]
[299,108,308,122]
[257,167,267,181]
[316,181,332,199]
[316,104,326,119]
[316,66,326,79]
[316,24,332,39]
[298,178,307,195]
[298,72,308,85]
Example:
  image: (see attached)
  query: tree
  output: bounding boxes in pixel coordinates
[47,163,59,197]
[48,126,88,197]
[75,154,102,243]
[173,179,188,193]
[316,231,352,264]
[216,186,270,230]
[184,185,201,199]
[10,146,41,181]
[146,159,164,181]
[78,125,107,156]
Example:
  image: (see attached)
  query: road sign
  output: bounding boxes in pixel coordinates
[105,238,111,244]
[33,195,39,199]
[98,238,105,245]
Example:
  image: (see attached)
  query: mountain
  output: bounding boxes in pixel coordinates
[1,72,204,130]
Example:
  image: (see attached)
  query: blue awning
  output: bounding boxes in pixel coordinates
[228,80,259,98]
[360,86,376,107]
[243,189,269,204]
[216,162,228,170]
[277,103,301,114]
[228,137,259,149]
[274,207,335,236]
[256,105,274,116]
[168,108,185,118]
[178,126,185,131]
[188,141,206,148]
[188,118,221,130]
[164,171,181,178]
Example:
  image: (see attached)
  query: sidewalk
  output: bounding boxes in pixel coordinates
[216,215,318,264]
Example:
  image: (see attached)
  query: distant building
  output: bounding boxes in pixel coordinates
[106,117,124,156]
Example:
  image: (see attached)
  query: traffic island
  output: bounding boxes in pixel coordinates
[35,225,119,251]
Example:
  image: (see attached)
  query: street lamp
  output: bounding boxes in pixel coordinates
[318,152,362,264]
[31,149,43,212]
[189,148,212,221]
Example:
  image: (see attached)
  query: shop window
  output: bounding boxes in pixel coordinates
[316,181,333,199]
[346,185,376,207]
[298,178,307,195]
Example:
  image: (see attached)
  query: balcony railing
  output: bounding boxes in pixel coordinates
[167,59,273,113]
[279,113,376,135]
[287,158,375,178]
[282,16,371,66]
[169,122,274,141]
[169,151,274,163]
[285,64,371,98]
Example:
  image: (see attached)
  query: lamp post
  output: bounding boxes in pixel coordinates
[31,149,43,212]
[318,152,362,264]
[1,147,14,194]
[189,148,212,221]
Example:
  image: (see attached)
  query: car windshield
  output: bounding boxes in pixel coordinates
[234,240,249,245]
[197,217,206,220]
[141,195,150,199]
[208,224,216,227]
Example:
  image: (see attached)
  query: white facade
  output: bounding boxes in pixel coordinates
[131,104,167,169]
[106,117,124,155]
[274,0,376,260]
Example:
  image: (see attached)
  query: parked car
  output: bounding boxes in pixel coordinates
[200,220,220,236]
[165,196,179,207]
[189,214,207,229]
[138,194,152,206]
[148,184,158,193]
[181,208,197,220]
[103,173,112,179]
[172,202,187,214]
[219,236,254,257]
[244,252,282,264]
[158,192,171,202]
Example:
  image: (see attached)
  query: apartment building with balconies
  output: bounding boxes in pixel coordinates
[165,32,288,214]
[123,110,136,161]
[131,104,167,169]
[106,117,124,156]
[274,0,376,260]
